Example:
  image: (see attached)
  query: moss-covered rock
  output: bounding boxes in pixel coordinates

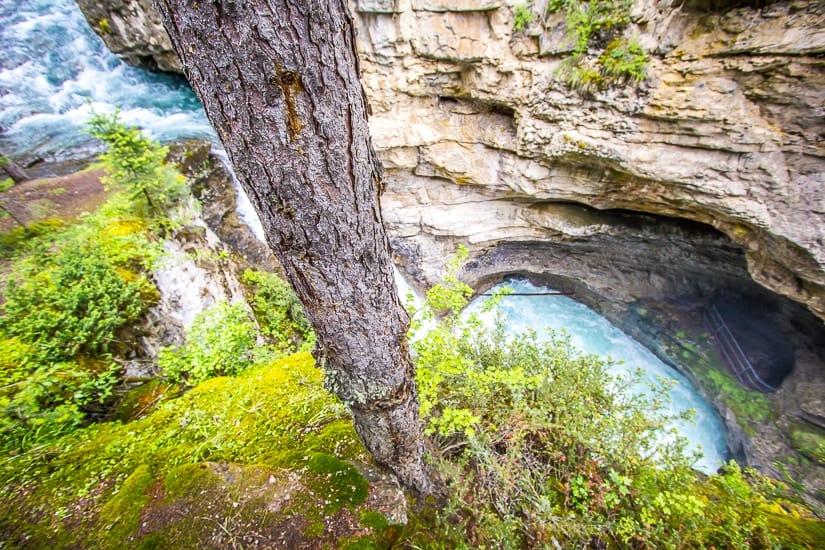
[0,353,403,548]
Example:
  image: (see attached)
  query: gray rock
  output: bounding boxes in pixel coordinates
[75,0,182,73]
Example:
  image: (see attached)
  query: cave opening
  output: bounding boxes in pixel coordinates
[459,203,825,393]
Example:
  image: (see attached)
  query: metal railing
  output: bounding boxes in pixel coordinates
[705,305,777,393]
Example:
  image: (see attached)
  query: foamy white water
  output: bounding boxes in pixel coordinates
[0,0,213,161]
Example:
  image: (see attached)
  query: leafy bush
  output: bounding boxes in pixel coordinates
[599,37,648,82]
[242,269,315,353]
[407,251,806,548]
[512,2,534,31]
[159,301,258,384]
[2,246,145,362]
[0,209,158,450]
[547,0,648,90]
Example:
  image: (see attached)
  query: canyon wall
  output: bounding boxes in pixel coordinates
[72,0,825,494]
[72,0,825,324]
[351,0,825,326]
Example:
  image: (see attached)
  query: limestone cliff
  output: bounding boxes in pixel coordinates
[77,0,825,322]
[350,0,825,326]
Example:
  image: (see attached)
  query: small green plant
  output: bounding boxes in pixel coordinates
[158,301,258,384]
[241,269,315,353]
[547,0,648,90]
[599,37,648,82]
[87,110,187,222]
[512,2,534,31]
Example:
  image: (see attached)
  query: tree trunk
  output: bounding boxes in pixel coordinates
[0,149,29,183]
[153,0,436,494]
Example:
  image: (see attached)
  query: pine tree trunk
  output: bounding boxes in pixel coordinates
[153,0,436,494]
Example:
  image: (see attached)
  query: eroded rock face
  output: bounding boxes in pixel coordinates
[75,0,181,73]
[350,0,825,326]
[74,0,825,322]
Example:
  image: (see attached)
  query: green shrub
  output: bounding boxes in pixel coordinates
[87,110,188,222]
[241,269,315,353]
[407,250,799,548]
[599,37,648,82]
[159,301,258,384]
[512,2,534,31]
[2,246,145,362]
[547,0,648,90]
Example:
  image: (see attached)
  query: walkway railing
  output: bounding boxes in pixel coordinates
[704,305,777,393]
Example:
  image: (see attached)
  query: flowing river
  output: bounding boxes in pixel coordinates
[2,0,727,473]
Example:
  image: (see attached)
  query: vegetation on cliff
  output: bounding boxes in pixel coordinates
[512,0,649,90]
[1,120,823,548]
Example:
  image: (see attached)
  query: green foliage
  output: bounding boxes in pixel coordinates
[407,250,807,548]
[0,353,365,547]
[158,301,258,385]
[242,269,315,353]
[790,425,825,465]
[2,246,145,361]
[0,206,158,451]
[0,177,13,192]
[87,110,187,223]
[547,0,648,90]
[0,218,64,259]
[512,2,534,31]
[599,37,648,82]
[704,367,773,429]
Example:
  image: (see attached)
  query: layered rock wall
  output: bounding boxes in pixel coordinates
[75,0,181,72]
[351,0,825,324]
[73,0,825,321]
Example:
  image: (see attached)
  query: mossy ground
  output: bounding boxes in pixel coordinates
[0,353,400,548]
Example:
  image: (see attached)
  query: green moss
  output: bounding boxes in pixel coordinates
[789,424,825,465]
[0,352,367,546]
[96,464,153,545]
[163,462,218,499]
[703,367,773,424]
[360,510,390,530]
[343,537,380,550]
[766,511,825,549]
[303,452,369,513]
[111,379,171,422]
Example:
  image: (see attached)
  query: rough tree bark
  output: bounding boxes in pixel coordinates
[153,0,436,494]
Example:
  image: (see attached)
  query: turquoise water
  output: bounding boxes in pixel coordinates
[0,0,213,161]
[5,0,727,473]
